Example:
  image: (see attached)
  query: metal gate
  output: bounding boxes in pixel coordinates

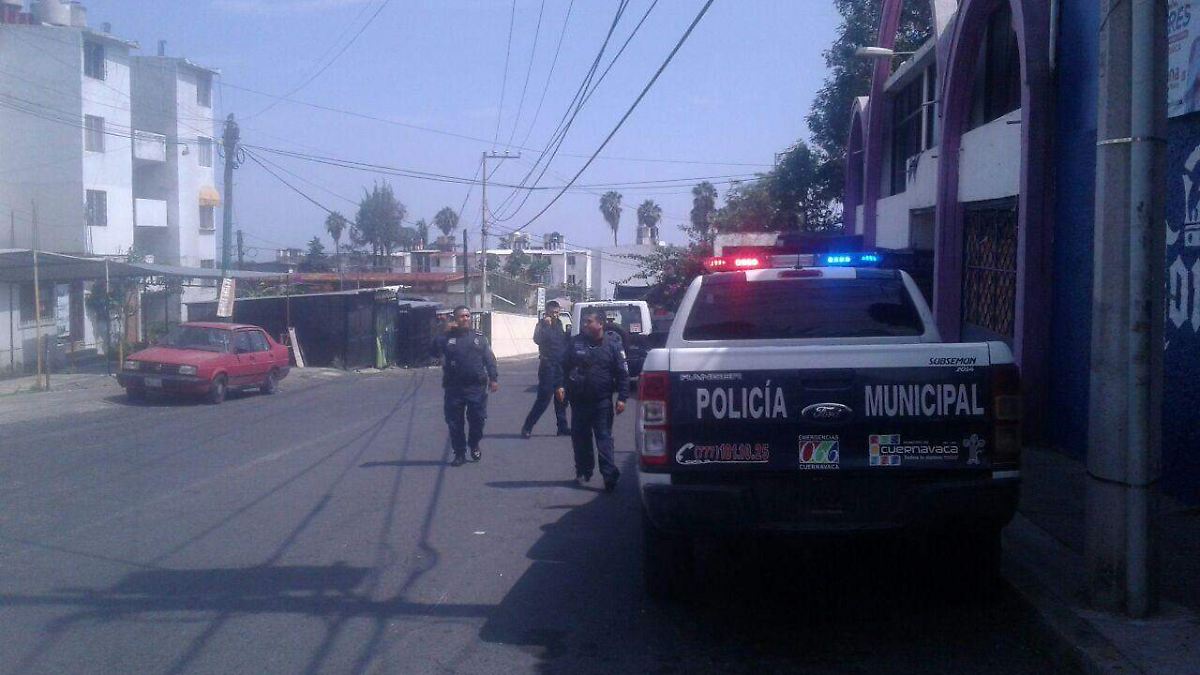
[961,198,1018,341]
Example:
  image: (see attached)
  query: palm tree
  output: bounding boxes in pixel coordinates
[415,219,429,248]
[690,181,718,245]
[600,191,622,246]
[325,211,348,286]
[636,199,662,243]
[433,207,460,239]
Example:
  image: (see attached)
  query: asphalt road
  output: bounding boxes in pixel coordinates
[0,360,1063,674]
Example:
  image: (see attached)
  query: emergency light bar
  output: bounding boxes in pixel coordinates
[703,251,883,272]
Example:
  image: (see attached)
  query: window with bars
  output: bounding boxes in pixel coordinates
[961,199,1018,341]
[85,190,107,227]
[198,137,214,167]
[200,205,215,231]
[84,115,104,152]
[83,42,105,80]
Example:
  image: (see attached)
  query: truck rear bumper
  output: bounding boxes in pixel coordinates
[640,472,1019,536]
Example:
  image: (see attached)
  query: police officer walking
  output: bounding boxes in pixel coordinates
[434,306,499,466]
[556,308,630,492]
[521,300,571,438]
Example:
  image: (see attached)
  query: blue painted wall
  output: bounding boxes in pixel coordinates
[1048,0,1099,459]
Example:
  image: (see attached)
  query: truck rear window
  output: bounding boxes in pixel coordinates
[682,276,924,340]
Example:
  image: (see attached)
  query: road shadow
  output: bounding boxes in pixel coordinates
[359,460,449,469]
[103,390,259,407]
[486,480,602,493]
[472,456,1055,674]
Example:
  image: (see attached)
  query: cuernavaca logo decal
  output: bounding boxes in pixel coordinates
[800,402,853,424]
[798,435,840,470]
[675,442,770,465]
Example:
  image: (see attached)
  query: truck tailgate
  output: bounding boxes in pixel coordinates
[666,343,994,472]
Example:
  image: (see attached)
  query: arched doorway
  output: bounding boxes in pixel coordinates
[933,0,1052,428]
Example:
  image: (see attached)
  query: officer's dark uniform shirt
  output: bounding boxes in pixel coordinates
[562,330,630,402]
[533,317,570,361]
[434,328,499,389]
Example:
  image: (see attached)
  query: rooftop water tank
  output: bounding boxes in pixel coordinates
[31,0,71,26]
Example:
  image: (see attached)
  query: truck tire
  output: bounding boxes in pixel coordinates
[642,511,694,602]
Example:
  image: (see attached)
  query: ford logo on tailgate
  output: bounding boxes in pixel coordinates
[801,403,853,424]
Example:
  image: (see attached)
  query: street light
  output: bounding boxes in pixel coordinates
[854,46,916,59]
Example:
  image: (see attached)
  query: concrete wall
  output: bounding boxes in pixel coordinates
[173,64,216,269]
[958,109,1023,203]
[874,194,912,250]
[487,311,538,359]
[592,244,655,300]
[80,35,134,257]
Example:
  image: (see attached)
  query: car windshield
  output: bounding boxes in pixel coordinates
[591,306,645,334]
[161,326,231,352]
[683,276,924,341]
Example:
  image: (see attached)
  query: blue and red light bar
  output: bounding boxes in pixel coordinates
[703,252,882,272]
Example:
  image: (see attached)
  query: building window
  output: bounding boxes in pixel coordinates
[567,274,577,285]
[983,4,1021,123]
[889,73,925,196]
[197,75,212,108]
[84,115,104,152]
[200,205,215,231]
[566,255,576,266]
[201,259,215,269]
[198,137,214,168]
[83,42,105,80]
[19,283,56,323]
[85,190,107,227]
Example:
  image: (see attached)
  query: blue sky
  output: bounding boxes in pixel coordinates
[84,0,841,258]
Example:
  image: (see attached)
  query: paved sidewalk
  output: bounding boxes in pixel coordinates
[1005,446,1200,673]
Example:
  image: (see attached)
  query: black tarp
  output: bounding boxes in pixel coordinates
[188,288,400,369]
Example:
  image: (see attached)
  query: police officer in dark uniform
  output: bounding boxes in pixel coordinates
[556,308,630,492]
[433,306,499,467]
[521,300,571,438]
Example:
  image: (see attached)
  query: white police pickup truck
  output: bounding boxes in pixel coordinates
[634,253,1022,599]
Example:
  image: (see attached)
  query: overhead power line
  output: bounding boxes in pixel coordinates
[512,0,718,235]
[492,0,519,147]
[517,0,575,150]
[505,0,547,149]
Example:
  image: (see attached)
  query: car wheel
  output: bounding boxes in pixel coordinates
[642,510,694,602]
[260,369,279,395]
[126,387,145,403]
[206,375,227,405]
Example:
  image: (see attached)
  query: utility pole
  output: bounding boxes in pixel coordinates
[462,228,470,308]
[480,150,518,311]
[236,229,245,270]
[31,202,43,390]
[1086,0,1166,618]
[220,114,240,275]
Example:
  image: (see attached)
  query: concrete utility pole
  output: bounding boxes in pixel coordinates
[1087,0,1166,618]
[462,228,470,308]
[220,114,240,275]
[236,229,245,270]
[480,150,518,311]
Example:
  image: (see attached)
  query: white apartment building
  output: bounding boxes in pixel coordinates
[0,0,219,374]
[485,244,593,294]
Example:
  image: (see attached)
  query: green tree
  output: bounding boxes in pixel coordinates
[325,211,348,256]
[528,256,551,284]
[806,0,932,203]
[433,206,460,238]
[503,250,530,278]
[687,181,719,244]
[637,199,663,242]
[351,182,407,262]
[299,236,330,272]
[625,242,712,313]
[414,219,429,248]
[599,191,622,246]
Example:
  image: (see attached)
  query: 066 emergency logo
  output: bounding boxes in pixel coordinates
[798,435,839,470]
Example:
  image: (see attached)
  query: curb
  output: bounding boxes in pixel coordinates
[1003,513,1200,675]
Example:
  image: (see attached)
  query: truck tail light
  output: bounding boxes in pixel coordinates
[638,371,670,468]
[991,364,1022,470]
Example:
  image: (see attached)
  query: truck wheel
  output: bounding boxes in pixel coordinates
[642,511,694,602]
[206,375,227,405]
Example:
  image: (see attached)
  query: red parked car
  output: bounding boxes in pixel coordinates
[117,322,291,404]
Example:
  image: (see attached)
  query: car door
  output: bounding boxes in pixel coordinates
[232,330,257,386]
[249,330,274,382]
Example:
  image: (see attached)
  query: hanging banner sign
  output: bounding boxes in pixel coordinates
[217,277,236,318]
[1170,0,1200,118]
